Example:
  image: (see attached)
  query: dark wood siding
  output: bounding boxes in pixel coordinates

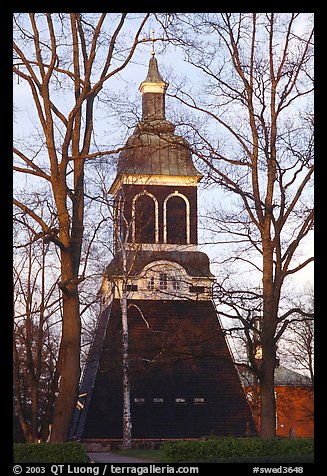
[142,92,165,121]
[122,184,198,245]
[81,299,256,439]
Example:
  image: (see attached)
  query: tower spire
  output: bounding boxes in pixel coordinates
[139,55,168,90]
[139,53,168,121]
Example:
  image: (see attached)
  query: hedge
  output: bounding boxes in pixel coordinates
[14,442,89,463]
[161,438,314,463]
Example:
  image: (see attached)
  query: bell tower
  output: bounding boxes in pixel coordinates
[70,54,256,442]
[106,53,214,302]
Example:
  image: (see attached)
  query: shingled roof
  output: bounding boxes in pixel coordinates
[69,303,112,440]
[77,299,257,439]
[117,125,202,178]
[142,55,167,84]
[239,365,312,388]
[105,249,215,279]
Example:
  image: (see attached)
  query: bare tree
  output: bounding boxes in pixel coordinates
[96,171,143,449]
[159,13,314,437]
[13,13,151,441]
[13,217,61,442]
[278,284,314,383]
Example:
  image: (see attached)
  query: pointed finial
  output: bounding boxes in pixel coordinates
[150,28,155,56]
[139,32,168,94]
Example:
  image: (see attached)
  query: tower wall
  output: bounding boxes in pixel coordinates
[81,299,256,439]
[142,92,165,120]
[70,54,257,441]
[118,183,198,245]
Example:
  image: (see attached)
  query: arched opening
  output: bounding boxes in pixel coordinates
[166,195,187,244]
[134,194,156,243]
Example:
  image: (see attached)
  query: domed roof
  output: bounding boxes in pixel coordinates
[112,55,202,183]
[117,120,201,177]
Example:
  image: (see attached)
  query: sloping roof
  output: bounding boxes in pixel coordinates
[105,250,215,279]
[142,55,167,84]
[117,125,202,178]
[80,299,257,439]
[69,302,112,440]
[239,365,312,388]
[274,366,312,386]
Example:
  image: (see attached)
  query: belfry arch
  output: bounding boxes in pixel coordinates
[132,191,159,244]
[164,192,190,245]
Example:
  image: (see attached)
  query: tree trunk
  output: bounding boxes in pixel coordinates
[51,251,81,442]
[30,383,39,442]
[252,375,260,431]
[121,290,132,449]
[259,230,278,438]
[51,291,81,441]
[40,363,61,442]
[13,336,31,443]
[259,337,276,438]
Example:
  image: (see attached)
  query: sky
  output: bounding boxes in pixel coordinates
[13,13,314,293]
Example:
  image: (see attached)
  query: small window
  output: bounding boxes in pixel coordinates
[153,398,164,403]
[126,284,138,292]
[147,276,155,291]
[175,397,186,404]
[194,397,205,405]
[171,277,181,290]
[189,285,205,293]
[160,273,168,290]
[134,398,145,404]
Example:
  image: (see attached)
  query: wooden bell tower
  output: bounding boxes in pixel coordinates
[70,54,256,442]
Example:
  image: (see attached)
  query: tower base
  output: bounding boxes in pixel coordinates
[71,299,256,440]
